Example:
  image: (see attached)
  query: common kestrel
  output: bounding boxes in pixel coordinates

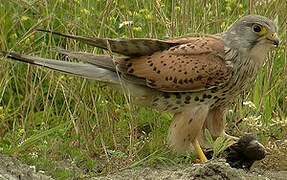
[0,15,279,162]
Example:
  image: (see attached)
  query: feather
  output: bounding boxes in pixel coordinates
[0,50,119,84]
[38,29,178,57]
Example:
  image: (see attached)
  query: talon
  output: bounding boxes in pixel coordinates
[192,139,207,162]
[225,134,240,147]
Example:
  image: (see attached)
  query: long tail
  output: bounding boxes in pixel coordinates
[0,50,120,84]
[52,47,118,71]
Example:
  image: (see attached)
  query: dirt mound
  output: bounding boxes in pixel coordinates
[94,159,287,180]
[1,153,287,180]
[0,153,53,180]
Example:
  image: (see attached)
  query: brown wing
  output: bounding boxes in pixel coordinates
[38,30,178,57]
[119,35,232,92]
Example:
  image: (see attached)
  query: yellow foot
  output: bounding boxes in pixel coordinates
[225,134,240,147]
[192,139,207,162]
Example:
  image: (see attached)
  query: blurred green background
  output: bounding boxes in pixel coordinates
[0,0,286,178]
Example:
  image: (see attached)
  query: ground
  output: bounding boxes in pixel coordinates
[1,153,287,180]
[0,0,286,179]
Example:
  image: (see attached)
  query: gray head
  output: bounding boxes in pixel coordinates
[222,15,279,54]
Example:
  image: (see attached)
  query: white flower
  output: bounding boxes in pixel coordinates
[119,21,134,28]
[29,165,36,172]
[243,101,256,109]
[29,152,39,158]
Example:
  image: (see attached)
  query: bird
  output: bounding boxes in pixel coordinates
[0,14,279,162]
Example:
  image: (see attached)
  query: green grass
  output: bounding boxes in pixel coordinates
[0,0,287,179]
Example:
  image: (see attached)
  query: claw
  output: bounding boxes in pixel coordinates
[225,134,240,147]
[192,139,207,162]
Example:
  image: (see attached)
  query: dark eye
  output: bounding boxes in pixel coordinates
[253,25,262,33]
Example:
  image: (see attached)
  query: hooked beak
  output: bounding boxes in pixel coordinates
[267,32,280,47]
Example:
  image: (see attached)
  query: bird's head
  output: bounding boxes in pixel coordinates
[223,15,279,56]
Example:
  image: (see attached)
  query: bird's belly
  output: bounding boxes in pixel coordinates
[144,69,255,112]
[150,91,219,112]
[150,84,247,112]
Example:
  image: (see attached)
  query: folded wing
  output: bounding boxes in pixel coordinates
[1,32,232,92]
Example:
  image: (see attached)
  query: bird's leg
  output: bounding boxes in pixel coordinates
[198,106,227,149]
[168,105,209,162]
[192,139,208,162]
[198,106,240,151]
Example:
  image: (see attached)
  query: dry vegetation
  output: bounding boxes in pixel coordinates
[0,0,286,179]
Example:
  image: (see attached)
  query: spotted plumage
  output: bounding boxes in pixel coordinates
[0,15,279,162]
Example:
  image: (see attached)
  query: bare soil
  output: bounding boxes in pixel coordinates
[1,153,287,180]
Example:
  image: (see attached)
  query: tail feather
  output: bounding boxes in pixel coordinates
[38,29,178,57]
[0,50,119,84]
[53,47,118,71]
[53,48,146,85]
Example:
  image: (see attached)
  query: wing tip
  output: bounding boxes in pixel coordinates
[37,29,72,38]
[36,29,51,33]
[0,50,36,64]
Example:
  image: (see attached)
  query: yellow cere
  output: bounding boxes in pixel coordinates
[270,32,278,38]
[256,25,267,36]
